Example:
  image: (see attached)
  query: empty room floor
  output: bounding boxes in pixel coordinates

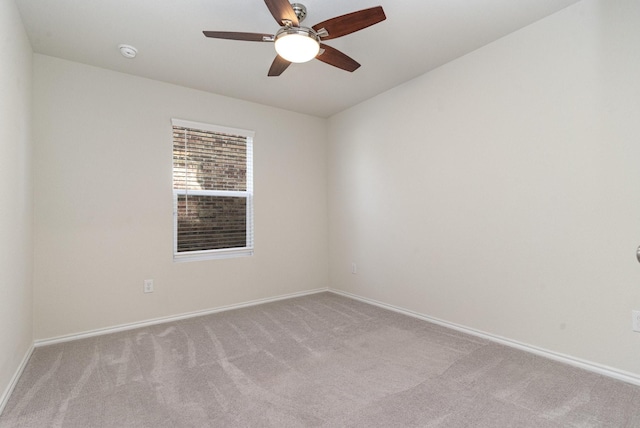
[2,292,640,427]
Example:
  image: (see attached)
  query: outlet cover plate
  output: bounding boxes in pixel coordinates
[632,310,640,332]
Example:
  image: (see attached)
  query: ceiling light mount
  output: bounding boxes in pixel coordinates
[118,44,138,59]
[291,3,308,23]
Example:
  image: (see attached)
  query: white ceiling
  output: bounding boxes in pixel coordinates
[15,0,581,117]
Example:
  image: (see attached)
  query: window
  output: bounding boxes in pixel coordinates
[172,119,254,261]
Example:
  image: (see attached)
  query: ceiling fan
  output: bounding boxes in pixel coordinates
[203,0,386,76]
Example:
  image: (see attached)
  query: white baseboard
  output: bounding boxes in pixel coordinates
[24,286,640,395]
[330,289,640,387]
[35,288,329,347]
[0,344,34,416]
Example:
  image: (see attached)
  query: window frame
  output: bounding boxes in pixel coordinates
[171,118,254,262]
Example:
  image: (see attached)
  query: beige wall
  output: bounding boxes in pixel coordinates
[10,0,640,395]
[0,0,33,404]
[32,55,329,339]
[328,0,640,376]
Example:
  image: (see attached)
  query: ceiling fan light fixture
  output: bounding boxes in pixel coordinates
[274,27,320,63]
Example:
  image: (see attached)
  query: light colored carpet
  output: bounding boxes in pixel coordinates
[2,292,640,427]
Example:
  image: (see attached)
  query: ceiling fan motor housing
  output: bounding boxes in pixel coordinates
[291,3,307,23]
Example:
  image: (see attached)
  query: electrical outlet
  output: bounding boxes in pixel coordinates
[632,310,640,332]
[144,279,154,293]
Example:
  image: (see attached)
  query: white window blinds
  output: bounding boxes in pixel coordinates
[172,119,254,261]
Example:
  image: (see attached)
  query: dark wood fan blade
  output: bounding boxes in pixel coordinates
[268,55,291,76]
[264,0,299,26]
[312,6,386,40]
[203,31,274,42]
[316,44,360,72]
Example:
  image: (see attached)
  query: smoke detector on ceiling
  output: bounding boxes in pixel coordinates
[118,44,138,59]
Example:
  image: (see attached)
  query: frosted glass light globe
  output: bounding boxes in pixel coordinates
[274,29,320,63]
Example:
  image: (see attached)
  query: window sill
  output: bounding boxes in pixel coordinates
[173,248,253,263]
